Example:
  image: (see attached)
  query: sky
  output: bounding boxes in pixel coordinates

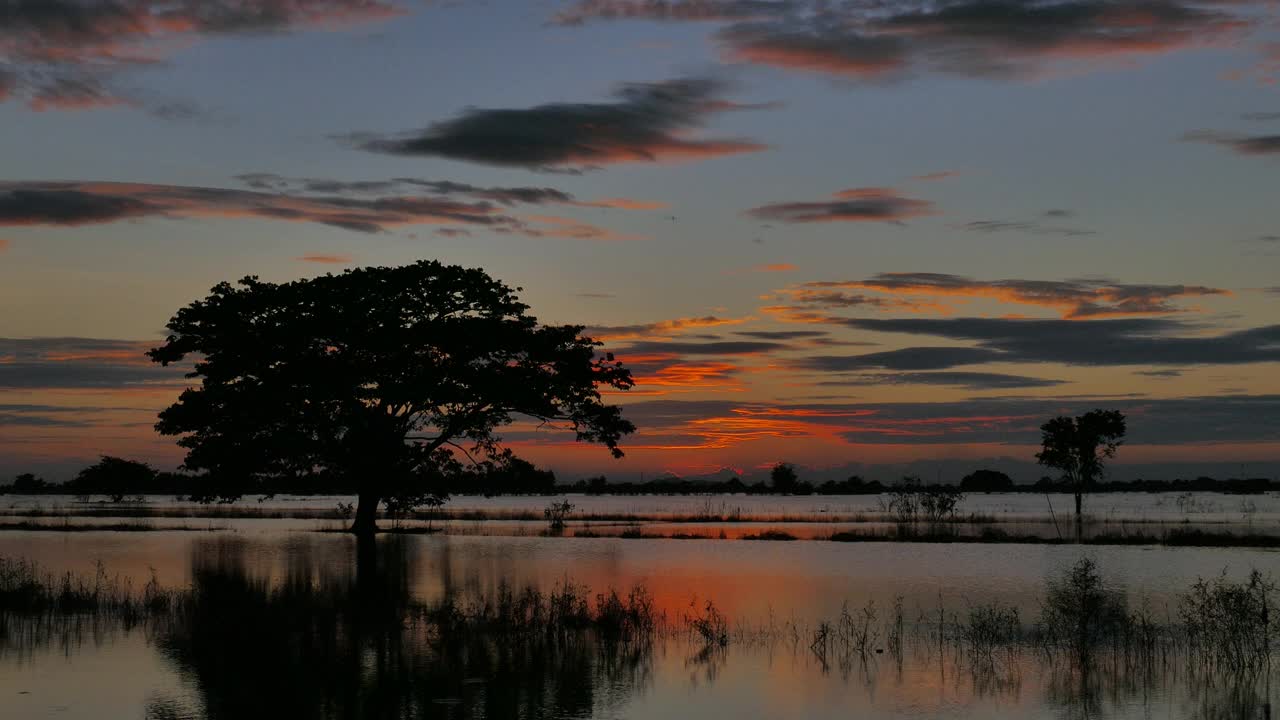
[2,0,1279,483]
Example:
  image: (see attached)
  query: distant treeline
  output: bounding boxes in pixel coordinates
[0,455,558,501]
[2,459,1276,499]
[567,470,1279,496]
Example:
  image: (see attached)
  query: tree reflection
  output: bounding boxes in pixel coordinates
[2,544,1275,720]
[149,537,652,719]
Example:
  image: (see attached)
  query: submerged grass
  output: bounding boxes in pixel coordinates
[424,580,660,642]
[0,557,175,618]
[0,555,661,649]
[0,520,224,533]
[741,530,798,541]
[6,514,1275,547]
[2,554,1275,683]
[827,526,1280,547]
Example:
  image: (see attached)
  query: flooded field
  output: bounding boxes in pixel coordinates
[3,492,1279,542]
[2,529,1277,719]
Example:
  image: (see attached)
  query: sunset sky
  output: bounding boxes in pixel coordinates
[2,0,1279,482]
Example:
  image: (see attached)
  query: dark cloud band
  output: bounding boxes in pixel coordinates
[347,77,767,170]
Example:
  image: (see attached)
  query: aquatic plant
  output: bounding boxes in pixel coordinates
[543,498,575,534]
[685,599,728,647]
[1179,569,1275,673]
[741,529,797,541]
[920,487,964,524]
[1036,558,1128,658]
[962,602,1022,664]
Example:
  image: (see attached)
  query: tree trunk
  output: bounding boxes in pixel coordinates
[1074,491,1083,543]
[350,490,380,537]
[355,529,378,601]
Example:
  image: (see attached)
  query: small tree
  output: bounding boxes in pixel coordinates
[148,260,635,537]
[883,476,922,525]
[544,499,575,534]
[959,469,1014,493]
[6,473,49,494]
[1036,410,1126,540]
[72,456,157,502]
[769,462,801,494]
[919,486,964,525]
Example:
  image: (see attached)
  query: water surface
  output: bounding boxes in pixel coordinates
[2,530,1277,718]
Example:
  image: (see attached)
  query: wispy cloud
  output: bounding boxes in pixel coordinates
[585,315,747,341]
[0,337,185,389]
[746,187,934,223]
[619,394,1280,447]
[911,170,959,182]
[816,371,1068,390]
[1184,129,1280,156]
[296,254,354,264]
[957,210,1095,237]
[619,339,787,356]
[821,317,1280,368]
[793,272,1228,319]
[0,180,507,233]
[553,0,791,26]
[235,174,666,210]
[0,180,639,239]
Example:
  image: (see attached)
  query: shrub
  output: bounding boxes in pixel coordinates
[543,499,575,534]
[1037,558,1128,657]
[1179,569,1275,672]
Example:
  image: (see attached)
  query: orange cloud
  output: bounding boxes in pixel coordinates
[635,357,744,390]
[570,198,669,210]
[517,215,645,241]
[719,27,909,78]
[585,315,749,341]
[758,305,839,324]
[911,170,959,182]
[296,254,353,264]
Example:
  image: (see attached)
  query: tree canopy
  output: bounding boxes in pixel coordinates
[148,260,635,535]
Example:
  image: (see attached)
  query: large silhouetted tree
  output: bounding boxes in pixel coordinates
[1036,410,1126,540]
[148,260,634,536]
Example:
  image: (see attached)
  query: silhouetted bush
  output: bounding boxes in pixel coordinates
[1037,558,1128,658]
[543,499,575,534]
[740,529,797,541]
[1180,570,1275,672]
[960,469,1014,493]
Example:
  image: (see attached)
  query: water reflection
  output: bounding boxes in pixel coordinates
[143,537,651,719]
[1,536,1276,719]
